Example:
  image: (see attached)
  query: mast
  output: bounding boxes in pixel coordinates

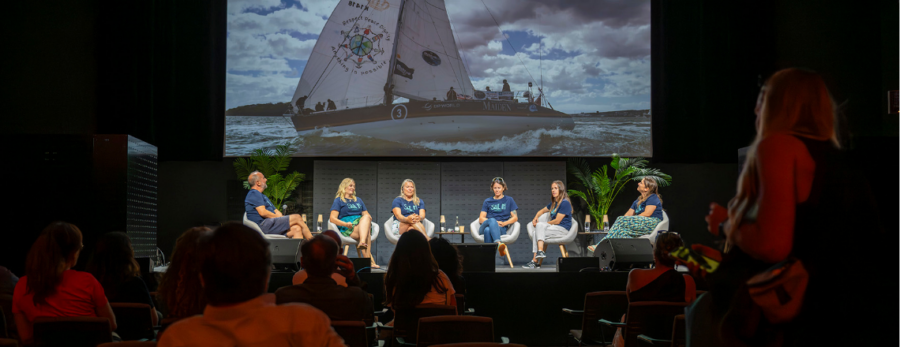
[383,0,408,104]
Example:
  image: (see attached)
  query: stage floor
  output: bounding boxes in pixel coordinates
[353,265,560,274]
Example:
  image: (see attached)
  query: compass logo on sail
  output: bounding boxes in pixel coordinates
[338,23,386,68]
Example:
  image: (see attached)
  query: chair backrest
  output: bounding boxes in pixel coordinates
[331,320,368,347]
[671,314,686,347]
[32,316,112,347]
[110,303,154,341]
[98,342,156,347]
[0,294,14,341]
[581,291,628,344]
[623,301,688,347]
[455,294,466,315]
[393,304,457,342]
[416,315,494,347]
[431,343,527,347]
[243,212,265,236]
[0,337,18,347]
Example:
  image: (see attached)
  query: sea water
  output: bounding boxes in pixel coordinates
[224,115,651,157]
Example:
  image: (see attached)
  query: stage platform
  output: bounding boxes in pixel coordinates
[269,266,632,346]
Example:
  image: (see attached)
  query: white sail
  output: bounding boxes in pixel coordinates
[291,0,400,111]
[390,0,475,101]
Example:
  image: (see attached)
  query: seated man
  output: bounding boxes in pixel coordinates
[158,223,344,347]
[245,171,312,239]
[276,234,374,323]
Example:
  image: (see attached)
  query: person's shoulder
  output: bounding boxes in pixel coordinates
[275,301,330,318]
[66,270,100,283]
[758,133,809,157]
[246,189,261,197]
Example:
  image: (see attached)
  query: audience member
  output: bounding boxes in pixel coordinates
[0,266,17,296]
[692,68,879,346]
[12,222,117,345]
[428,238,465,295]
[156,227,211,320]
[384,231,455,312]
[86,232,158,325]
[275,235,373,323]
[158,223,344,347]
[292,230,350,287]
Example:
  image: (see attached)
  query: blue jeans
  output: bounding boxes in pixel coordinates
[479,218,508,243]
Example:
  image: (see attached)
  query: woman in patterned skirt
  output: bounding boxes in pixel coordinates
[588,178,663,252]
[329,178,379,268]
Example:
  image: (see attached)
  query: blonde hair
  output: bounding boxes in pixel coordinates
[335,178,357,202]
[637,177,662,205]
[397,179,420,206]
[727,68,837,239]
[550,180,570,207]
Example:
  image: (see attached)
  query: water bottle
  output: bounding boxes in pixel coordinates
[440,215,446,232]
[584,220,591,233]
[454,216,460,232]
[603,220,610,231]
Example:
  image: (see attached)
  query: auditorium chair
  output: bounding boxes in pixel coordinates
[416,316,509,346]
[0,338,17,347]
[455,294,475,315]
[331,320,369,347]
[432,343,526,347]
[98,342,156,347]
[637,314,685,347]
[384,216,436,244]
[328,220,381,256]
[378,304,457,347]
[563,291,628,347]
[599,301,688,347]
[109,303,155,341]
[32,316,112,347]
[469,219,520,267]
[637,212,669,246]
[0,294,16,342]
[526,212,579,266]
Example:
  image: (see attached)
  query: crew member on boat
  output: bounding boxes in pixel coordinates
[295,95,308,114]
[327,99,337,111]
[502,80,511,92]
[384,84,394,106]
[446,87,457,101]
[315,102,324,112]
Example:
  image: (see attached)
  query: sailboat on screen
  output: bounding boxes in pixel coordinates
[288,0,574,143]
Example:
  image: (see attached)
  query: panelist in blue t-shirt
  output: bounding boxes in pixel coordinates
[244,171,312,239]
[478,177,518,255]
[391,179,428,239]
[523,180,573,269]
[329,178,378,268]
[588,177,665,252]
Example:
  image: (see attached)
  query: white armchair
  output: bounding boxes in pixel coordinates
[383,216,436,244]
[243,213,287,239]
[638,211,670,246]
[327,219,381,256]
[526,212,579,265]
[469,218,521,267]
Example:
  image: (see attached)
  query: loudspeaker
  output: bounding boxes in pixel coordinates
[455,244,496,273]
[557,257,600,272]
[594,238,654,270]
[270,238,302,271]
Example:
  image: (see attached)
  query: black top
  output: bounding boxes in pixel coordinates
[628,269,686,303]
[275,277,374,323]
[108,276,155,308]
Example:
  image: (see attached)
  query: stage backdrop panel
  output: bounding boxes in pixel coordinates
[313,161,378,259]
[375,162,442,265]
[503,162,567,264]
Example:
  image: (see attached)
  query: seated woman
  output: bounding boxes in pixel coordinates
[12,222,118,345]
[588,177,663,252]
[611,232,696,347]
[330,178,379,268]
[156,227,211,321]
[524,180,573,269]
[428,238,465,295]
[392,179,428,240]
[477,177,518,256]
[86,232,159,326]
[385,231,456,312]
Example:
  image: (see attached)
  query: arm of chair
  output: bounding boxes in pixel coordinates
[394,337,416,346]
[598,318,626,327]
[464,307,475,315]
[637,334,672,347]
[501,336,510,344]
[562,308,584,315]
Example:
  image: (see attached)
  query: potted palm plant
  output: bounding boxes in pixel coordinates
[567,155,671,231]
[233,142,306,212]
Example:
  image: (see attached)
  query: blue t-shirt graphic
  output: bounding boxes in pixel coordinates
[245,190,275,225]
[331,197,367,219]
[481,196,518,221]
[630,194,663,220]
[546,199,573,230]
[392,197,425,218]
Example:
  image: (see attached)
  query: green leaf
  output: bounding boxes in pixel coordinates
[631,168,673,187]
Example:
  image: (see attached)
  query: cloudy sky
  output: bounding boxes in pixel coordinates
[226,0,651,113]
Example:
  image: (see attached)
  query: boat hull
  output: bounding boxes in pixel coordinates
[291,100,574,143]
